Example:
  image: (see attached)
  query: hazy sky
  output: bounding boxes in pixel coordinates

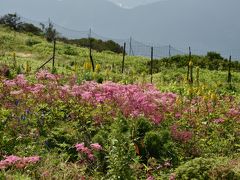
[107,0,163,8]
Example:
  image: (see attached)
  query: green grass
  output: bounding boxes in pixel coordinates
[0,25,240,179]
[1,24,239,95]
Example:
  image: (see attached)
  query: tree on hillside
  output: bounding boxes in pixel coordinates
[0,13,22,31]
[19,23,43,36]
[206,51,224,61]
[42,20,58,42]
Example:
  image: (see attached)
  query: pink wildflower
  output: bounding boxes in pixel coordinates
[3,80,16,87]
[81,147,92,155]
[228,108,240,117]
[10,90,23,95]
[0,155,40,169]
[36,70,57,81]
[90,143,102,151]
[171,124,192,143]
[15,74,27,87]
[75,143,85,152]
[87,153,95,161]
[175,113,181,119]
[213,118,225,124]
[147,175,154,180]
[22,156,40,164]
[169,173,176,180]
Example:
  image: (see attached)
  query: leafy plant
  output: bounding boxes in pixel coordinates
[107,117,136,180]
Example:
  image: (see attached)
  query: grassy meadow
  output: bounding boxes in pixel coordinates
[0,25,240,179]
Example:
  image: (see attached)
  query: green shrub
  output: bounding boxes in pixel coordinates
[92,130,109,173]
[208,158,240,180]
[25,38,41,46]
[64,45,78,56]
[174,158,215,179]
[144,130,179,165]
[107,117,136,180]
[0,64,12,78]
[173,157,238,180]
[134,117,152,139]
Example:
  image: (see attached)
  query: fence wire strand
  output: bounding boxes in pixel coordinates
[15,15,240,60]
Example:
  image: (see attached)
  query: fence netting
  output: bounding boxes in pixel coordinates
[19,15,240,60]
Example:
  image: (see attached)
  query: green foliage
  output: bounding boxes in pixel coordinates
[19,23,43,36]
[0,64,12,78]
[207,51,224,61]
[63,45,78,56]
[51,66,58,74]
[144,130,179,165]
[16,65,22,74]
[150,54,240,73]
[174,157,218,179]
[26,38,41,46]
[59,37,124,54]
[92,130,109,173]
[0,13,21,31]
[173,157,240,180]
[107,117,136,180]
[43,21,57,42]
[134,117,153,139]
[0,22,240,179]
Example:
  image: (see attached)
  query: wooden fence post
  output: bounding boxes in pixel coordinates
[122,42,126,73]
[169,45,171,58]
[52,39,56,71]
[187,46,191,81]
[151,47,153,84]
[89,29,95,72]
[227,55,232,84]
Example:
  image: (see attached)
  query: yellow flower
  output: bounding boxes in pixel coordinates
[105,69,110,77]
[203,95,209,101]
[84,61,92,71]
[92,72,97,79]
[189,61,193,67]
[210,93,217,101]
[25,61,30,73]
[176,97,181,105]
[196,90,201,96]
[187,87,194,96]
[96,64,101,73]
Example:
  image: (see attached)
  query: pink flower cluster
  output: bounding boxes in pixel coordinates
[69,82,177,124]
[36,70,58,81]
[75,143,102,161]
[0,155,40,169]
[147,175,155,180]
[3,74,46,96]
[171,124,192,143]
[2,72,178,124]
[227,108,240,119]
[213,118,225,124]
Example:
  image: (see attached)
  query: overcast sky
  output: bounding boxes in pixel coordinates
[107,0,163,8]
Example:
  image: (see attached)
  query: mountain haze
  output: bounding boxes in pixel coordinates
[0,0,240,57]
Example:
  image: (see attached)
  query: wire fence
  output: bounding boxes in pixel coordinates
[19,15,240,60]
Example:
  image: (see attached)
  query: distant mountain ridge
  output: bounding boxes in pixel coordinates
[0,0,240,58]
